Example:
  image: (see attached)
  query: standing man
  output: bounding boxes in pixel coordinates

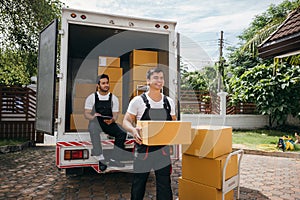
[84,74,127,171]
[123,67,176,200]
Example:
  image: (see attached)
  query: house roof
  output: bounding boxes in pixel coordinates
[258,7,300,59]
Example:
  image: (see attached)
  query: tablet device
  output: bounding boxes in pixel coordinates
[99,115,113,120]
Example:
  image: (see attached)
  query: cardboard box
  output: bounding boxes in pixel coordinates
[136,121,191,145]
[131,49,158,66]
[98,56,120,67]
[73,97,86,113]
[131,65,153,81]
[70,114,89,130]
[110,81,123,95]
[182,125,232,158]
[98,67,123,82]
[115,95,122,112]
[182,153,238,189]
[116,114,124,125]
[178,177,234,200]
[75,83,97,98]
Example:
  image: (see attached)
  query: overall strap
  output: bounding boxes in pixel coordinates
[109,93,113,107]
[141,93,150,109]
[163,95,171,114]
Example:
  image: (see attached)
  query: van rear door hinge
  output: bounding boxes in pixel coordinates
[58,29,64,35]
[55,117,61,124]
[57,73,63,79]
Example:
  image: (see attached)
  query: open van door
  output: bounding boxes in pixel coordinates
[36,19,58,135]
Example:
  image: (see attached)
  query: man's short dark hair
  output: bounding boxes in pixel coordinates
[146,67,164,80]
[97,74,109,84]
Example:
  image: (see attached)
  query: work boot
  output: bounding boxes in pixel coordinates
[99,160,107,172]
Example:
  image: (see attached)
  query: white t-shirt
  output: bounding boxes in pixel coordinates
[127,92,176,120]
[85,92,119,112]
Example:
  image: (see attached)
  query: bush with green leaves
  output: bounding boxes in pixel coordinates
[0,50,30,86]
[180,66,217,92]
[229,63,300,126]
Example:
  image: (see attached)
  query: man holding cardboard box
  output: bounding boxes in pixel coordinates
[123,67,176,200]
[84,74,127,171]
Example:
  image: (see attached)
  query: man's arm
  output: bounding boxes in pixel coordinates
[112,112,118,122]
[171,115,177,121]
[123,112,142,145]
[84,109,96,120]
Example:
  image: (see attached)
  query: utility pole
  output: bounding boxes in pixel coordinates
[218,30,224,92]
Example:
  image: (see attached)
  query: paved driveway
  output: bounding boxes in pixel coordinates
[0,146,299,200]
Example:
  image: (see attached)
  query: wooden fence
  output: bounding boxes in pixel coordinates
[180,90,257,115]
[0,86,36,140]
[0,86,257,140]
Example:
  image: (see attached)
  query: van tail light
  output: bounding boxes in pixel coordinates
[64,149,89,160]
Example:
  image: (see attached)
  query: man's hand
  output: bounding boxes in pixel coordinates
[103,118,114,125]
[133,127,142,145]
[94,113,101,117]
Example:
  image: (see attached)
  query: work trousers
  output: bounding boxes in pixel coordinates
[88,120,126,160]
[131,145,172,200]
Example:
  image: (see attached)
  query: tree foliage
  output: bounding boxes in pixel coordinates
[180,64,217,92]
[0,49,30,85]
[239,0,298,43]
[229,63,300,127]
[226,0,300,68]
[0,0,63,85]
[224,0,300,127]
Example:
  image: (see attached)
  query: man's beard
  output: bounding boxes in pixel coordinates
[99,86,109,92]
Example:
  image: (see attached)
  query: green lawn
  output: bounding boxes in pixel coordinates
[1,130,299,152]
[233,129,300,152]
[0,139,27,146]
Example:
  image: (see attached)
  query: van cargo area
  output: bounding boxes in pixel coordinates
[66,23,170,132]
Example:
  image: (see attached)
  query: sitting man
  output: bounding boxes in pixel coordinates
[84,74,127,171]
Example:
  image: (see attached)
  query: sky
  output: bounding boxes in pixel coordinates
[61,0,285,70]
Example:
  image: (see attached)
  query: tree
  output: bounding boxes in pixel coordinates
[229,63,300,127]
[0,49,30,85]
[0,0,63,85]
[224,0,300,127]
[239,0,300,55]
[180,64,217,92]
[225,0,300,79]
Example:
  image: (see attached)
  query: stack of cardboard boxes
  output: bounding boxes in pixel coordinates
[70,83,96,130]
[70,50,161,131]
[130,50,158,97]
[70,56,123,130]
[97,56,123,124]
[179,125,237,200]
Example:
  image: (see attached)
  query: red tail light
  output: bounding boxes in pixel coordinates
[64,149,89,160]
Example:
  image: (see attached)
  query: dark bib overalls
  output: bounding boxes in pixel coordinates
[94,92,113,123]
[89,93,126,160]
[131,93,173,200]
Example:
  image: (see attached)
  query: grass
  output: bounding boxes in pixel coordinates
[1,129,300,152]
[233,129,300,152]
[0,139,27,146]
